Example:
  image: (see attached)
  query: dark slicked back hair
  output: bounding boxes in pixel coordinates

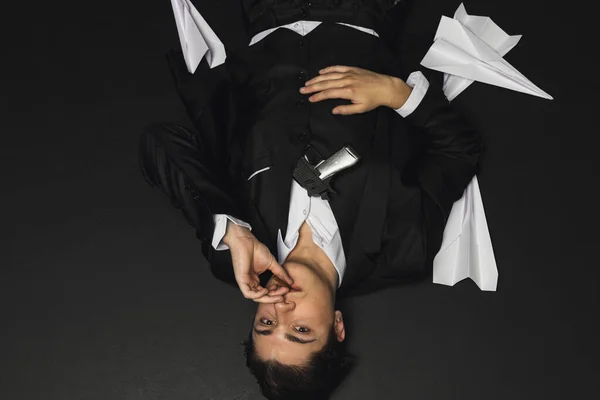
[243,327,354,400]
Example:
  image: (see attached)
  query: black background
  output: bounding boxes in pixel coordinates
[2,0,598,399]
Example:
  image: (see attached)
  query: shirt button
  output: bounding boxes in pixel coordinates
[298,132,308,140]
[300,9,307,17]
[303,210,308,215]
[294,23,299,28]
[296,99,305,107]
[299,40,305,48]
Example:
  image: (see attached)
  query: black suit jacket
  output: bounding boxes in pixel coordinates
[166,21,481,297]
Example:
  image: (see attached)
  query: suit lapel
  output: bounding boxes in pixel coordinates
[247,146,296,254]
[271,147,297,242]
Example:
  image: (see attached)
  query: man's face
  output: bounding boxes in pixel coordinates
[252,260,345,365]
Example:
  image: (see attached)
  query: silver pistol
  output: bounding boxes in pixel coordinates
[315,146,361,180]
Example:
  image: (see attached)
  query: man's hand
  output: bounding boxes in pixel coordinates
[299,65,413,115]
[223,221,294,303]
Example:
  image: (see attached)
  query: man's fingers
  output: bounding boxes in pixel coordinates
[320,65,354,74]
[304,73,346,88]
[268,262,294,286]
[241,285,268,299]
[253,295,285,304]
[268,285,290,296]
[309,88,354,103]
[332,103,367,115]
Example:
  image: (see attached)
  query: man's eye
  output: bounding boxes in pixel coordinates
[295,326,310,333]
[260,318,274,325]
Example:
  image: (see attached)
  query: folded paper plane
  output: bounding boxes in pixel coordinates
[421,3,553,100]
[170,0,226,73]
[433,176,498,291]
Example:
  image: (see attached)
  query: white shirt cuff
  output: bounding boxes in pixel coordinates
[211,214,252,250]
[394,71,430,118]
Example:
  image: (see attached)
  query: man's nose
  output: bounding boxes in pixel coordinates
[275,300,296,312]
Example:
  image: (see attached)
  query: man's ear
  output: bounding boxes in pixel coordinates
[333,310,346,342]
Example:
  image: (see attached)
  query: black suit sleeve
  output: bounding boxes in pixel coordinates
[403,74,482,220]
[357,74,482,290]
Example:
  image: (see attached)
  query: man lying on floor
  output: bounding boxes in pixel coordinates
[139,0,481,399]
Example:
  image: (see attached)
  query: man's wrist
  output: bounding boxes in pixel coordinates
[387,76,413,110]
[223,220,252,247]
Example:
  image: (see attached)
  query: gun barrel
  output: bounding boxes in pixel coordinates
[316,146,360,180]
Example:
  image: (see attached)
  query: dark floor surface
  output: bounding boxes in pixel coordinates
[2,1,598,399]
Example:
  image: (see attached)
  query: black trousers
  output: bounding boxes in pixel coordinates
[139,123,253,284]
[139,123,213,239]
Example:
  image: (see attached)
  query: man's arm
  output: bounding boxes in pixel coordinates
[219,216,295,303]
[212,214,252,250]
[299,65,480,218]
[363,71,481,288]
[390,72,482,219]
[390,71,427,118]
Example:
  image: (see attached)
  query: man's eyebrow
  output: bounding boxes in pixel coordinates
[284,334,317,344]
[254,328,317,344]
[254,328,273,336]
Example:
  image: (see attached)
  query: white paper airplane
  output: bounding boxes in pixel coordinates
[170,0,226,73]
[433,176,498,291]
[421,3,553,100]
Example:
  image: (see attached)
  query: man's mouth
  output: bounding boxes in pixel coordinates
[273,276,302,291]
